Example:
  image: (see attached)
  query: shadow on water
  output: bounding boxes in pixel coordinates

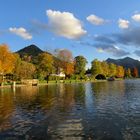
[0,80,139,139]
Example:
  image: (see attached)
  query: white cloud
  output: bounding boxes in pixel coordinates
[9,27,32,40]
[118,19,129,29]
[132,13,140,22]
[46,9,87,39]
[86,14,106,25]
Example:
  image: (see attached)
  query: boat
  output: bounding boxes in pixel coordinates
[107,77,115,81]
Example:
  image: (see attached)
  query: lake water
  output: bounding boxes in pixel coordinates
[0,80,140,140]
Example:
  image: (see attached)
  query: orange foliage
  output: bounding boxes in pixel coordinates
[56,49,74,77]
[0,44,16,74]
[65,62,74,76]
[132,67,139,78]
[116,66,125,78]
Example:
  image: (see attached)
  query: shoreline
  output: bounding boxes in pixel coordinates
[0,79,126,89]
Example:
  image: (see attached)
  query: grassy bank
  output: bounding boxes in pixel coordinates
[0,78,126,88]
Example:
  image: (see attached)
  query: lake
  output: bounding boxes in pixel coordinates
[0,80,140,139]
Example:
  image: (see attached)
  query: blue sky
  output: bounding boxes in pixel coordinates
[1,0,140,67]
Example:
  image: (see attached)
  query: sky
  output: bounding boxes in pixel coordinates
[1,0,140,67]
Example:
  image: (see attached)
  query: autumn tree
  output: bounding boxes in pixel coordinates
[65,62,74,77]
[74,56,87,76]
[22,54,32,62]
[116,66,125,78]
[13,53,35,80]
[125,68,131,78]
[37,53,55,80]
[56,49,73,62]
[0,44,16,75]
[132,67,139,78]
[91,59,103,77]
[108,63,117,77]
[12,53,22,80]
[55,49,74,77]
[16,61,36,79]
[101,61,109,76]
[0,61,2,74]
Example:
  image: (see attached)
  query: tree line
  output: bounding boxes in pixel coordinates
[91,59,138,78]
[0,44,139,82]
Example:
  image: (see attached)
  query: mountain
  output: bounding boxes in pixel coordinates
[16,44,44,57]
[106,57,140,74]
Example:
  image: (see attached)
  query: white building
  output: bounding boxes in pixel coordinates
[50,72,65,78]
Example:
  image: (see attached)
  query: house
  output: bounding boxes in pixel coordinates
[50,72,65,78]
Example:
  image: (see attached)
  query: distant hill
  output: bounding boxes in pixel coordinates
[16,44,44,57]
[106,57,140,75]
[16,44,54,64]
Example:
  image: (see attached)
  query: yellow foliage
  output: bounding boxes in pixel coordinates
[0,44,16,74]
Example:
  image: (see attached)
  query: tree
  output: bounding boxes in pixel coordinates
[0,60,2,74]
[125,68,131,78]
[53,57,62,74]
[132,67,139,78]
[101,61,109,76]
[56,49,73,62]
[12,53,22,80]
[108,63,117,77]
[65,62,74,77]
[22,54,32,62]
[16,61,36,79]
[0,44,16,75]
[116,65,124,78]
[55,49,74,77]
[37,53,55,80]
[74,56,87,76]
[91,59,103,77]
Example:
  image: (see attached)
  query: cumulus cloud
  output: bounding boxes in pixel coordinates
[87,14,106,25]
[9,27,32,40]
[132,13,140,22]
[118,18,129,29]
[46,9,87,39]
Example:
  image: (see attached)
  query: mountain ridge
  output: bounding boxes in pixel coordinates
[16,44,44,57]
[106,57,140,75]
[16,44,140,75]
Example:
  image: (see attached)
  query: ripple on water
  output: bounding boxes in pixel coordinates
[0,80,140,139]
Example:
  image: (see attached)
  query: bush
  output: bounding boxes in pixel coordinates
[38,74,45,81]
[48,76,58,81]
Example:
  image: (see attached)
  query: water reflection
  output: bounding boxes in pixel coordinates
[0,88,14,132]
[0,81,139,139]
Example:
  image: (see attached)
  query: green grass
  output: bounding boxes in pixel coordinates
[38,79,95,85]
